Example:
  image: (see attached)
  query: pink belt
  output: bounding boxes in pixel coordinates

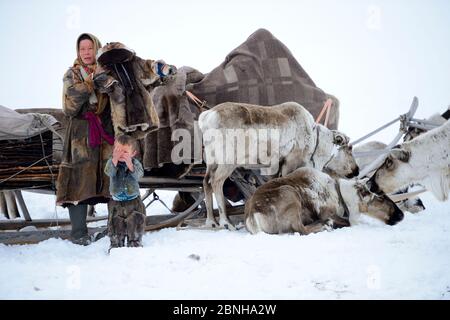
[83,111,114,148]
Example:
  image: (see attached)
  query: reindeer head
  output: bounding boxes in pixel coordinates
[325,145,360,178]
[355,181,404,225]
[332,130,350,147]
[397,197,426,214]
[403,127,425,142]
[325,131,359,178]
[368,148,411,195]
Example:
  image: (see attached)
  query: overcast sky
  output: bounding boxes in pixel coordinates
[1,0,449,143]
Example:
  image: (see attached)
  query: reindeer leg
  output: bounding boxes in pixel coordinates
[329,215,351,229]
[212,165,237,230]
[302,220,334,235]
[203,165,219,229]
[281,147,304,176]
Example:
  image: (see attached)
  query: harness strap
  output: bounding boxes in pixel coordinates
[316,98,333,127]
[185,90,209,111]
[310,125,320,168]
[335,180,350,219]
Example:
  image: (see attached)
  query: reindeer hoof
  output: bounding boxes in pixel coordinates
[204,219,219,229]
[220,220,237,231]
[323,219,334,231]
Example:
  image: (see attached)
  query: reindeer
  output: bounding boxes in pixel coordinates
[198,101,359,230]
[245,167,404,235]
[353,108,450,211]
[369,120,450,202]
[353,141,425,213]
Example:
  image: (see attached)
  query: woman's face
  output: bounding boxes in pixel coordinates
[79,39,95,65]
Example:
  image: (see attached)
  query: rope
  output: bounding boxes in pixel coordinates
[0,154,53,185]
[38,131,55,187]
[38,129,61,228]
[36,129,60,228]
[185,91,209,111]
[315,98,333,127]
[35,115,64,144]
[145,191,174,214]
[324,100,332,128]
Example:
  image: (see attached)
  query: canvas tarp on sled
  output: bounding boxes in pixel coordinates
[0,105,58,141]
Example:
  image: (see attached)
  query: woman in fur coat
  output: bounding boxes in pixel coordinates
[56,33,115,245]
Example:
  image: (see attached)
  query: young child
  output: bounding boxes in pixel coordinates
[105,134,145,250]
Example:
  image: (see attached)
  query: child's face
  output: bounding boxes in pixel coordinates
[114,143,136,159]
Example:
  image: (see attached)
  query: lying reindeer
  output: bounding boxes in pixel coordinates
[245,167,404,235]
[198,101,359,230]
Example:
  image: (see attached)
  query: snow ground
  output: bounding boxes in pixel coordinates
[0,191,449,300]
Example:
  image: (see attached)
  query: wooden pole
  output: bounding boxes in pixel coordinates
[0,192,8,219]
[14,190,32,221]
[0,216,108,230]
[87,205,95,217]
[388,188,428,202]
[4,191,19,219]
